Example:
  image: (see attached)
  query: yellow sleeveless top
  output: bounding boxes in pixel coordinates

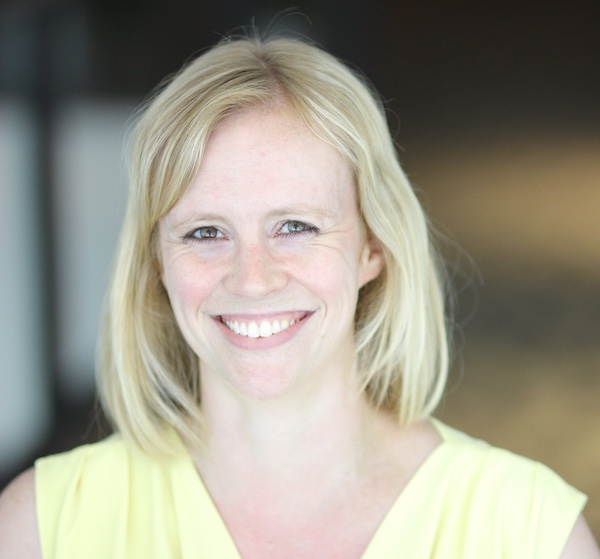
[35,420,586,558]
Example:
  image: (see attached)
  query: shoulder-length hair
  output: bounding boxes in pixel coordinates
[98,35,450,454]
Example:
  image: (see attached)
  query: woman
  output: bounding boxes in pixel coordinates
[0,36,598,558]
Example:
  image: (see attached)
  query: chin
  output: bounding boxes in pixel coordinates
[231,370,303,401]
[209,359,311,402]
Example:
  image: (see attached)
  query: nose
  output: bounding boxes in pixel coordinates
[224,240,288,299]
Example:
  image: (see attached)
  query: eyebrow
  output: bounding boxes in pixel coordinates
[163,213,225,232]
[169,206,339,227]
[265,206,339,220]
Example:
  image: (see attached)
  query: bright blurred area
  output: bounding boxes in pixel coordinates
[1,0,598,538]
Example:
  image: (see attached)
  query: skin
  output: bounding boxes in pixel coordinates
[0,104,598,557]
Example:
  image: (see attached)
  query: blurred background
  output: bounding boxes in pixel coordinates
[1,0,598,539]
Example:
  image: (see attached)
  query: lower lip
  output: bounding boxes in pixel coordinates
[213,315,312,350]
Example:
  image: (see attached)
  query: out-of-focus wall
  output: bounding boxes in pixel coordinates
[0,99,131,472]
[53,101,131,399]
[0,100,50,473]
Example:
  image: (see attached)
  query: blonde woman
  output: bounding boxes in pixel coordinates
[1,36,598,558]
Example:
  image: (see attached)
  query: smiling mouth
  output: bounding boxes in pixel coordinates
[219,313,309,339]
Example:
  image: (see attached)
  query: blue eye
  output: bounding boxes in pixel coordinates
[189,226,224,241]
[280,221,319,236]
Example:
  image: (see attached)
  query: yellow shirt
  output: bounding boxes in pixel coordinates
[35,420,586,558]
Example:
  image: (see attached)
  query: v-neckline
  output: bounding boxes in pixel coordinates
[173,419,451,558]
[360,423,453,557]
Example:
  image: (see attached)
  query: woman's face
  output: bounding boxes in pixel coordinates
[158,106,382,401]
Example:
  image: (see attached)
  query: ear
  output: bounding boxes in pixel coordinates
[358,235,384,288]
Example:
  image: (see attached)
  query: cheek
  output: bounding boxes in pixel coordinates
[162,259,217,314]
[300,252,364,306]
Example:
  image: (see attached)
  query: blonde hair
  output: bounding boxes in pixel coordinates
[98,35,450,454]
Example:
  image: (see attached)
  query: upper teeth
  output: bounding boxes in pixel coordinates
[224,318,296,338]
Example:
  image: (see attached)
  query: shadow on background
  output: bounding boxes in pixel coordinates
[1,0,599,539]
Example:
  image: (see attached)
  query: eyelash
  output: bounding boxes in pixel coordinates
[184,226,223,242]
[278,220,320,237]
[184,220,320,243]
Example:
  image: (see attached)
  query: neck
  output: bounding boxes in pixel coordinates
[192,367,383,495]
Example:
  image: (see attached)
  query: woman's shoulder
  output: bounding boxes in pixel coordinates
[34,431,203,558]
[0,437,134,559]
[35,434,171,519]
[426,419,588,556]
[36,431,185,492]
[36,433,134,481]
[430,418,586,506]
[0,468,41,558]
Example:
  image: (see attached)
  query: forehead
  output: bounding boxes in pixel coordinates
[175,105,357,212]
[204,106,345,174]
